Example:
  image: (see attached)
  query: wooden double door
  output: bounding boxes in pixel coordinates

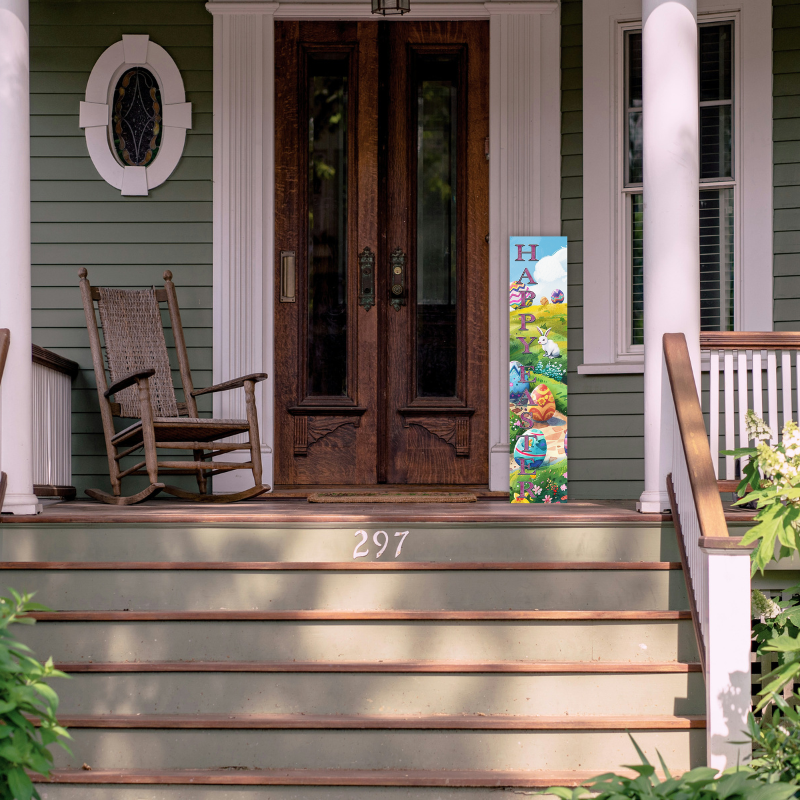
[274,20,489,486]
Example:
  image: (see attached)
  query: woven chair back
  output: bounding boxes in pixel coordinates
[97,288,179,419]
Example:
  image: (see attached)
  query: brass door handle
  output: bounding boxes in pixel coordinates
[280,250,296,303]
[390,247,406,311]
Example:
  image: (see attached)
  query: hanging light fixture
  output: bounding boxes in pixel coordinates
[371,0,410,15]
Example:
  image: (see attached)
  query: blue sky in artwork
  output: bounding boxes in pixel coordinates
[509,236,568,303]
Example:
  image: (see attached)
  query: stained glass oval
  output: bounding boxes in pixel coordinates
[112,67,162,167]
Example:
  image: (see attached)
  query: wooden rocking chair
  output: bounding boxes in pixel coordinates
[79,268,270,504]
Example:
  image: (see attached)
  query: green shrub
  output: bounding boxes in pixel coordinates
[0,590,69,800]
[747,697,800,785]
[542,736,798,800]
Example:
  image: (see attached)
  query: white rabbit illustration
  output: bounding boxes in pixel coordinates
[537,326,561,359]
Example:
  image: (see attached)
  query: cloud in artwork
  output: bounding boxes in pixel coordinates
[534,246,568,284]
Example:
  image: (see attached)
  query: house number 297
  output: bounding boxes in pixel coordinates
[353,530,410,560]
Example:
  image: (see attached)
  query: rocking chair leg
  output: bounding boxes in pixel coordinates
[137,377,160,486]
[244,379,263,487]
[193,449,208,494]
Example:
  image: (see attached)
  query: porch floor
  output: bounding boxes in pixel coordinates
[1,497,755,525]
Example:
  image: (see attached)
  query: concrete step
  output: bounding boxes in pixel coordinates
[1,522,680,563]
[6,566,689,611]
[30,768,653,799]
[49,726,705,772]
[20,617,699,663]
[53,669,705,716]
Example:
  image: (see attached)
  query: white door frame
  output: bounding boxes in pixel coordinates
[206,0,562,492]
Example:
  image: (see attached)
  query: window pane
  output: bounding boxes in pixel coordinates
[700,104,732,180]
[307,55,348,397]
[699,24,732,103]
[700,188,734,332]
[416,56,458,398]
[631,193,644,346]
[625,32,643,186]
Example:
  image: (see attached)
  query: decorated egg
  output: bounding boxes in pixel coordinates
[513,429,548,472]
[510,281,535,311]
[509,361,530,402]
[528,384,556,422]
[564,431,568,456]
[539,296,549,306]
[551,289,565,304]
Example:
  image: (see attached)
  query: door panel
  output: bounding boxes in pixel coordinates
[384,22,489,484]
[275,22,379,485]
[274,20,488,486]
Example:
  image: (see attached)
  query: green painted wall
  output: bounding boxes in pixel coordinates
[30,1,213,496]
[561,0,645,501]
[774,0,800,329]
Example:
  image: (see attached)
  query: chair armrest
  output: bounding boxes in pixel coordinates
[104,369,156,398]
[191,373,268,397]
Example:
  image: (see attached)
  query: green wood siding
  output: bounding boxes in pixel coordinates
[561,0,645,500]
[30,1,213,496]
[774,0,800,329]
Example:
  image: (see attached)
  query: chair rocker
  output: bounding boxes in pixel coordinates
[79,268,270,505]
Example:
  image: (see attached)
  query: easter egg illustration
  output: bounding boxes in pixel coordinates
[528,384,556,422]
[551,289,565,304]
[510,281,535,311]
[509,361,530,402]
[564,431,568,456]
[513,429,548,472]
[539,297,549,306]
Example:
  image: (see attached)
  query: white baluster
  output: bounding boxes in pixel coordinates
[724,350,735,479]
[709,350,720,478]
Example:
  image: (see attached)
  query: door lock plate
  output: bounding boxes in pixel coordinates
[390,248,406,311]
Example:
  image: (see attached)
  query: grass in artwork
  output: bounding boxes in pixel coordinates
[511,459,568,503]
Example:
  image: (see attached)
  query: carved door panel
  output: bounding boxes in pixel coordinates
[274,20,488,486]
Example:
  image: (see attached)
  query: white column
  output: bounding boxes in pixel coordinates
[0,0,41,515]
[638,0,700,513]
[488,5,561,491]
[702,547,752,771]
[207,2,278,493]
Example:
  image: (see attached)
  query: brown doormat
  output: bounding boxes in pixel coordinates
[308,492,478,503]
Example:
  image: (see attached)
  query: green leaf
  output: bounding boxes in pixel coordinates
[7,767,32,800]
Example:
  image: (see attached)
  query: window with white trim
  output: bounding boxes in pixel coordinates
[624,23,735,347]
[580,0,772,375]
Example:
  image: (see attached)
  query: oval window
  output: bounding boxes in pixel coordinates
[112,67,163,166]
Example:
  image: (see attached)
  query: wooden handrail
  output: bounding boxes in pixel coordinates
[700,331,800,350]
[664,333,729,539]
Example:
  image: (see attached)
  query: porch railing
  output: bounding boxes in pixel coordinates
[664,333,752,772]
[32,345,79,500]
[702,332,800,490]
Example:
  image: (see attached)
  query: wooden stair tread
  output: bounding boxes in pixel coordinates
[55,659,702,673]
[0,560,683,570]
[30,768,668,787]
[30,610,692,621]
[48,713,706,730]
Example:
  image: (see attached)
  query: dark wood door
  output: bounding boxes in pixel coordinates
[274,20,488,486]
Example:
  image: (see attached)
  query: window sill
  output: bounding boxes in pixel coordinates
[577,362,644,375]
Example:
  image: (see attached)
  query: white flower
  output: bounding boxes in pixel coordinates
[752,589,781,620]
[746,410,773,443]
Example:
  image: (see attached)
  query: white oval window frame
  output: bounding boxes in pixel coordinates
[79,35,192,196]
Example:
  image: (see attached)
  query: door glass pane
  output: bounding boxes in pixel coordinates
[307,55,348,396]
[416,55,458,398]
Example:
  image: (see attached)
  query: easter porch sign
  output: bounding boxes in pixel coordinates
[509,236,568,503]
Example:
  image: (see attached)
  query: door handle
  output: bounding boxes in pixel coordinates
[389,247,406,311]
[280,250,296,302]
[358,246,375,311]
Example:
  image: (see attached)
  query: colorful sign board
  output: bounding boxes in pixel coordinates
[509,237,568,503]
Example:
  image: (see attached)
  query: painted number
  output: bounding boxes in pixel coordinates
[353,530,369,559]
[352,530,411,560]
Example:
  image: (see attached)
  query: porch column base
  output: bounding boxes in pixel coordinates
[489,443,511,492]
[2,493,42,516]
[636,489,670,514]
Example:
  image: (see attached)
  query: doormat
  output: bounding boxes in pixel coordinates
[307,492,478,504]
